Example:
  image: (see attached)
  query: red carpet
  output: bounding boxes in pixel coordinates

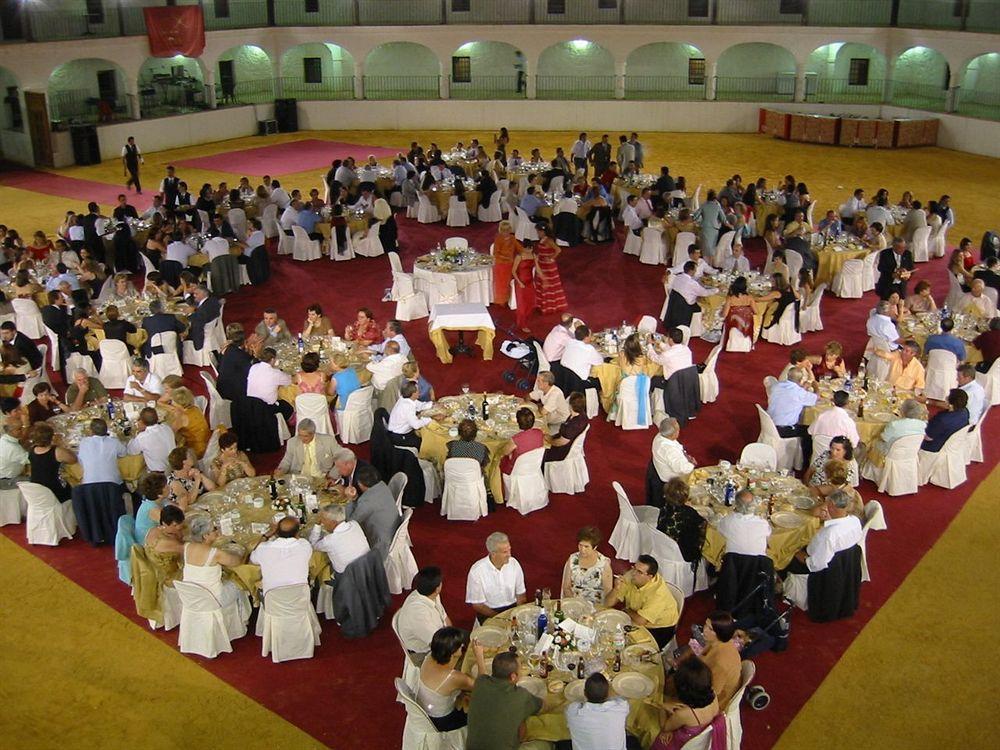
[4,214,996,750]
[0,169,153,210]
[176,139,402,176]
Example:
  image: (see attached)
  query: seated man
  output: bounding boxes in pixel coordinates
[246,347,293,420]
[347,464,401,557]
[957,278,998,319]
[466,652,542,750]
[141,298,185,357]
[867,398,927,466]
[253,308,292,349]
[779,348,816,385]
[922,388,970,453]
[766,367,818,462]
[542,313,577,364]
[331,447,373,492]
[386,380,436,449]
[0,321,42,371]
[651,417,695,484]
[957,364,986,425]
[872,339,925,392]
[122,357,164,403]
[865,300,900,350]
[807,389,861,449]
[560,325,604,392]
[605,554,679,649]
[785,489,862,575]
[66,368,109,412]
[395,566,451,664]
[366,340,407,391]
[528,371,570,435]
[665,261,713,329]
[274,418,340,479]
[564,673,637,750]
[446,418,490,469]
[670,247,716,280]
[465,531,526,623]
[370,320,410,358]
[207,213,235,240]
[817,209,843,238]
[126,407,175,473]
[648,328,693,382]
[0,423,28,482]
[307,503,370,575]
[185,285,222,353]
[924,317,967,362]
[717,490,771,557]
[518,186,544,218]
[250,517,312,595]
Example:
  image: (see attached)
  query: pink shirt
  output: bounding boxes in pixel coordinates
[807,405,861,446]
[500,428,545,474]
[543,324,573,362]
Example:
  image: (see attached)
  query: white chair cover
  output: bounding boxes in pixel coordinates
[21,481,76,545]
[917,430,968,489]
[337,385,375,444]
[291,225,322,261]
[258,583,322,663]
[386,508,418,595]
[672,231,697,268]
[699,344,722,403]
[44,325,61,370]
[200,371,232,429]
[644,526,709,597]
[295,393,335,436]
[503,448,548,516]
[444,237,468,250]
[976,358,1000,405]
[713,230,735,268]
[446,196,470,227]
[227,208,247,241]
[755,404,803,471]
[274,221,294,256]
[911,225,931,262]
[932,219,951,258]
[613,375,653,430]
[859,500,887,583]
[638,226,665,265]
[394,272,430,322]
[965,406,988,463]
[97,339,131,389]
[13,297,45,339]
[726,327,753,353]
[608,481,659,562]
[514,207,540,242]
[799,283,826,333]
[149,332,183,379]
[261,204,279,237]
[637,316,658,334]
[391,612,422,691]
[623,229,642,258]
[355,229,385,258]
[544,425,590,494]
[832,259,864,298]
[860,433,923,496]
[861,250,878,292]
[0,486,23,526]
[416,194,441,224]
[330,226,356,261]
[739,442,778,470]
[923,349,958,401]
[388,472,408,515]
[724,661,757,750]
[66,351,97,377]
[477,191,503,223]
[760,305,801,346]
[441,458,488,521]
[396,678,468,750]
[399,446,442,504]
[173,580,247,659]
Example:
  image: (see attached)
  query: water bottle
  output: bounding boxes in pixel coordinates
[724,481,735,507]
[107,401,114,421]
[613,623,626,652]
[297,333,304,353]
[537,610,548,639]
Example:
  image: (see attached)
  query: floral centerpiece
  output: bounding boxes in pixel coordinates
[551,626,577,654]
[272,496,294,514]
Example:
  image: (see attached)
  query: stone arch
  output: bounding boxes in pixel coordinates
[47,58,129,124]
[805,42,887,103]
[890,46,949,111]
[364,42,440,99]
[215,45,274,105]
[536,40,615,100]
[956,52,1000,120]
[279,43,355,100]
[136,56,207,118]
[624,42,706,100]
[716,42,797,101]
[449,40,526,100]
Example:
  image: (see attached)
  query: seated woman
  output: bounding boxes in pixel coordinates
[767,249,789,280]
[296,352,333,398]
[343,307,381,346]
[446,419,489,468]
[499,407,545,475]
[850,214,869,240]
[618,333,648,375]
[651,656,722,750]
[560,525,613,606]
[329,352,361,410]
[302,304,332,338]
[798,268,815,300]
[416,627,485,731]
[721,276,756,344]
[543,391,589,465]
[803,436,858,488]
[78,260,107,298]
[656,477,706,566]
[101,272,139,303]
[762,213,783,252]
[402,361,435,402]
[166,446,215,508]
[1,345,32,390]
[102,305,137,353]
[11,269,42,299]
[698,610,743,709]
[905,280,937,314]
[808,460,863,519]
[144,504,185,584]
[948,247,975,292]
[28,422,76,503]
[28,231,54,262]
[673,207,697,235]
[810,340,848,379]
[135,471,170,543]
[761,273,798,332]
[182,515,249,611]
[211,430,256,488]
[165,386,210,458]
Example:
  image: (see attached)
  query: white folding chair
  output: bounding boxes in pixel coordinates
[644,526,709,597]
[799,283,826,333]
[391,613,422,692]
[918,430,968,489]
[726,326,753,353]
[931,219,951,258]
[290,225,322,261]
[261,204,279,237]
[699,344,722,404]
[337,385,375,444]
[608,481,659,562]
[544,425,590,494]
[738,442,778,470]
[965,406,988,463]
[149,332,183,379]
[976,358,1000,405]
[623,228,642,258]
[503,448,548,516]
[257,583,322,663]
[712,230,735,268]
[638,225,665,265]
[755,404,803,471]
[724,661,757,749]
[386,508,418,595]
[860,433,923,496]
[354,228,385,258]
[923,349,958,401]
[295,393,335,435]
[613,375,653,430]
[200,371,232,429]
[441,457,488,521]
[226,208,247,241]
[832,259,864,298]
[21,482,76,545]
[44,325,61,370]
[173,580,248,659]
[862,250,878,292]
[12,298,45,339]
[760,305,801,346]
[97,339,131,389]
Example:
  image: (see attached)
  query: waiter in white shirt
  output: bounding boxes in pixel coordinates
[308,504,370,575]
[122,136,143,194]
[785,489,862,573]
[387,381,442,448]
[466,532,527,623]
[250,517,312,595]
[841,188,867,224]
[716,491,771,556]
[560,325,605,391]
[570,132,592,176]
[396,566,452,662]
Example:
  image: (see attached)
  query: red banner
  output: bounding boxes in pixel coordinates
[144,6,206,58]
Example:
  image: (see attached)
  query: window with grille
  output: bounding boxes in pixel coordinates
[848,59,870,86]
[4,87,22,130]
[305,0,320,12]
[452,57,471,83]
[688,0,709,17]
[304,58,323,84]
[451,0,471,11]
[953,0,965,17]
[598,0,618,8]
[85,0,105,24]
[214,0,231,19]
[779,0,804,13]
[688,58,706,85]
[547,0,566,14]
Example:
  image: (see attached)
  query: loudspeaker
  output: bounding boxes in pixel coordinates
[69,125,100,166]
[273,98,298,133]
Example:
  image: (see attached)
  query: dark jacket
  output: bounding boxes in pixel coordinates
[10,331,42,370]
[141,313,185,355]
[187,295,222,350]
[216,345,254,401]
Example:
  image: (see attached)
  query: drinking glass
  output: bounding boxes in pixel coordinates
[461,383,470,396]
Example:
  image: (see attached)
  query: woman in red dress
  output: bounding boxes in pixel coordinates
[511,243,537,332]
[534,224,568,315]
[343,307,382,345]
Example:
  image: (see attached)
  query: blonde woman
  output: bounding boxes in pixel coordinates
[165,386,210,458]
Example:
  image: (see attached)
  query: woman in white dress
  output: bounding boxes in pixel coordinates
[182,515,250,621]
[560,526,613,606]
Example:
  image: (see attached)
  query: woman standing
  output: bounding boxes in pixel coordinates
[373,198,398,254]
[510,241,536,332]
[28,422,76,503]
[491,220,523,308]
[533,225,568,315]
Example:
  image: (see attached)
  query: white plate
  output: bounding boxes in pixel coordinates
[563,679,586,703]
[623,643,659,664]
[473,624,508,649]
[509,604,543,623]
[516,677,547,700]
[771,511,808,529]
[560,597,593,621]
[790,495,818,510]
[594,610,632,630]
[612,672,655,699]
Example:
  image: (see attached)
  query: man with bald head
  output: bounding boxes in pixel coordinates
[249,516,312,595]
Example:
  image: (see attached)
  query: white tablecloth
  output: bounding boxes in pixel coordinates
[429,303,495,332]
[414,265,493,308]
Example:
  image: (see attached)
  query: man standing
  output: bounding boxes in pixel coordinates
[122,136,143,194]
[570,132,592,177]
[875,237,914,299]
[588,134,612,178]
[159,165,180,210]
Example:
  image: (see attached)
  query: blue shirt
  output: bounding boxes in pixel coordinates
[924,333,966,362]
[78,434,127,485]
[767,381,818,427]
[333,368,361,411]
[296,209,321,234]
[923,408,969,452]
[818,218,843,238]
[45,272,81,291]
[519,193,544,218]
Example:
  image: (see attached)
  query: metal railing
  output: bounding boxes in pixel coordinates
[807,0,892,26]
[48,89,130,124]
[279,76,355,100]
[804,77,886,104]
[202,1,270,31]
[889,81,948,112]
[273,0,356,26]
[357,0,443,25]
[449,76,527,100]
[363,75,440,100]
[26,8,123,41]
[714,76,795,102]
[216,79,276,106]
[624,0,712,24]
[955,87,1000,121]
[535,75,616,100]
[624,76,707,100]
[138,82,209,120]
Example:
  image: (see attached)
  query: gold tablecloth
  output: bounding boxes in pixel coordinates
[755,201,782,234]
[419,422,507,502]
[703,517,820,571]
[699,295,773,340]
[815,246,869,286]
[429,188,480,215]
[800,377,906,445]
[899,313,986,365]
[428,326,495,364]
[64,455,146,486]
[461,608,665,748]
[591,362,661,415]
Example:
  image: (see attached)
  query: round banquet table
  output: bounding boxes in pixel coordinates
[754,201,783,234]
[418,393,538,503]
[270,335,372,404]
[898,313,985,365]
[814,242,870,286]
[698,271,775,340]
[800,377,906,446]
[460,603,666,748]
[413,253,494,308]
[87,296,189,352]
[589,328,662,414]
[427,184,480,215]
[690,464,822,570]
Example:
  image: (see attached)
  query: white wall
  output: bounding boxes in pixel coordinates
[280,43,354,79]
[537,41,615,77]
[217,45,274,83]
[0,128,33,165]
[365,42,439,77]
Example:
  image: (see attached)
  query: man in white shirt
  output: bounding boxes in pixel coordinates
[615,135,635,174]
[308,503,369,575]
[387,381,438,448]
[716,491,771,556]
[808,390,861,447]
[667,261,714,330]
[334,159,357,187]
[635,188,654,220]
[671,247,716,280]
[141,195,166,221]
[122,357,164,402]
[651,418,695,483]
[787,490,863,573]
[250,517,312,595]
[0,424,28,480]
[370,320,410,357]
[723,243,751,273]
[268,179,290,209]
[165,236,195,266]
[366,340,407,390]
[542,313,576,363]
[957,364,987,424]
[621,194,643,235]
[528,371,570,434]
[560,325,604,386]
[243,219,265,256]
[957,279,998,319]
[392,159,409,187]
[841,188,867,223]
[127,408,175,473]
[565,673,633,750]
[866,300,900,351]
[246,347,293,419]
[395,566,451,662]
[865,199,892,230]
[570,132,592,175]
[766,369,818,465]
[279,200,300,232]
[353,187,374,214]
[647,328,693,381]
[466,531,527,622]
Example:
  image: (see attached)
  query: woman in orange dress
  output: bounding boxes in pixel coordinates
[492,220,523,307]
[511,243,537,332]
[533,224,568,315]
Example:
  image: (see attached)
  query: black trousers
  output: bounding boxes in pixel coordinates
[647,625,677,650]
[776,424,812,465]
[389,430,422,450]
[271,399,294,421]
[126,165,141,192]
[783,557,810,575]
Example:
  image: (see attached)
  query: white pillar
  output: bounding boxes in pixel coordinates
[440,68,449,99]
[354,60,364,100]
[125,79,141,120]
[945,66,961,112]
[525,57,535,99]
[794,63,807,103]
[707,61,717,101]
[205,71,217,109]
[273,54,283,98]
[615,60,626,100]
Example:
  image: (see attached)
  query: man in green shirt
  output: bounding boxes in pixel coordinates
[466,652,542,750]
[66,368,109,412]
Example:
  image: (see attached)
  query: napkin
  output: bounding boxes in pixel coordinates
[558,618,597,643]
[533,633,554,655]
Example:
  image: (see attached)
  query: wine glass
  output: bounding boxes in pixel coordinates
[461,383,470,396]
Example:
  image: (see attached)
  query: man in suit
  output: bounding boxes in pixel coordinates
[159,165,180,210]
[274,419,340,479]
[141,298,185,356]
[332,448,372,493]
[900,200,928,243]
[78,201,106,260]
[875,237,914,299]
[40,291,71,371]
[185,284,221,352]
[0,321,42,370]
[346,464,401,557]
[216,324,255,401]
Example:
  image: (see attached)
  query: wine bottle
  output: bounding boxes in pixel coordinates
[576,659,585,679]
[613,649,622,673]
[482,397,489,421]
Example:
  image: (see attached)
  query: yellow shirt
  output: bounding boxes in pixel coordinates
[619,573,679,629]
[302,440,321,478]
[888,355,925,391]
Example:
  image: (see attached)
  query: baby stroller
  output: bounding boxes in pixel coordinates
[499,327,541,391]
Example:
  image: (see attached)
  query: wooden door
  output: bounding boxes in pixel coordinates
[23,91,52,167]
